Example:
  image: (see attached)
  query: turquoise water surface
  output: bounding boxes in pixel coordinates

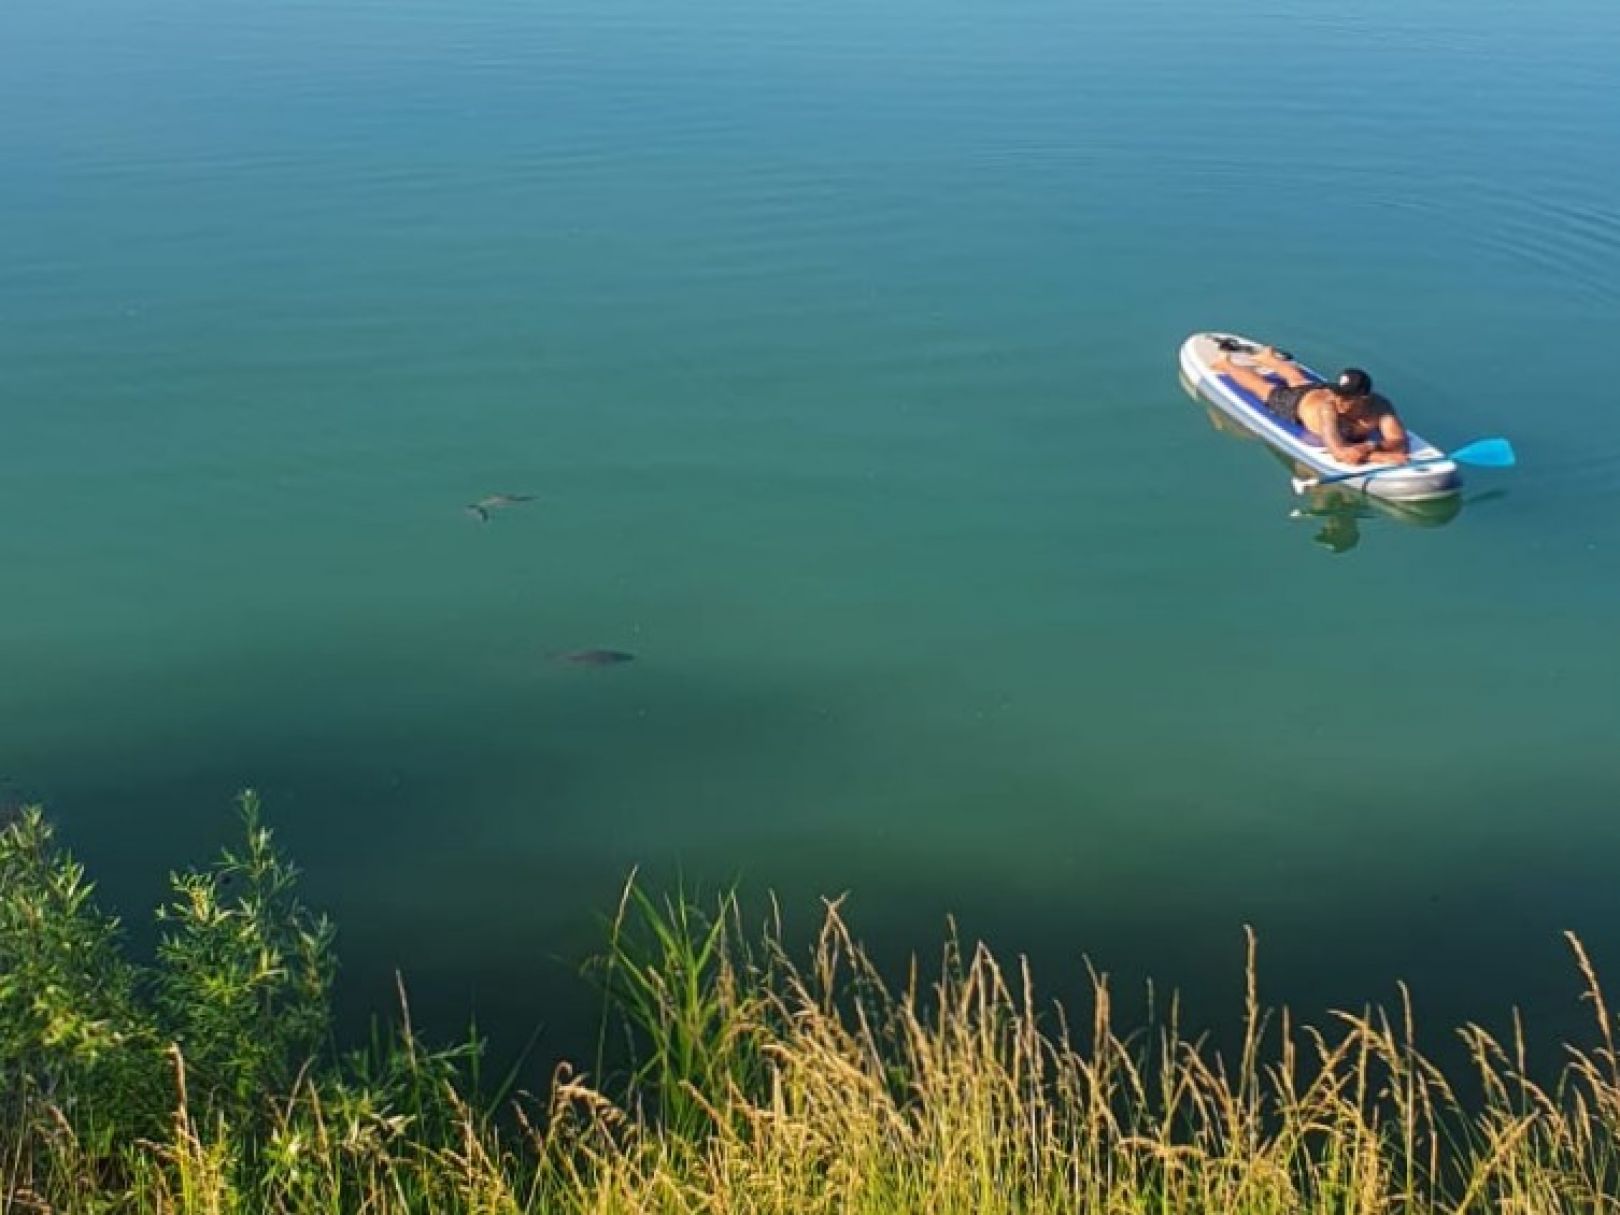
[4,0,1619,1059]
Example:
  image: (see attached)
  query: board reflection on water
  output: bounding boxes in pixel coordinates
[1286,476,1462,554]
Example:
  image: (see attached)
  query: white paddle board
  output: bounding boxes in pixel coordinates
[1179,333,1460,501]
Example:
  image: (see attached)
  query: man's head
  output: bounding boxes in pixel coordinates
[1333,368,1373,399]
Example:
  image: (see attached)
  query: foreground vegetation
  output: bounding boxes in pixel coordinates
[4,797,1620,1213]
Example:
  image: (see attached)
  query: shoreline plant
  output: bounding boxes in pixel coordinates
[4,796,1619,1213]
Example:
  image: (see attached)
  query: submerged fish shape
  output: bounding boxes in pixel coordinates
[553,649,636,667]
[465,493,536,522]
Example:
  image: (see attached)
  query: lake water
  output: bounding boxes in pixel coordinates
[4,0,1619,1063]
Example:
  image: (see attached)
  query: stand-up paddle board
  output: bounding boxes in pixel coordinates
[1179,333,1460,501]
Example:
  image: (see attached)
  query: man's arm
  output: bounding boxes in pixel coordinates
[1364,413,1411,465]
[1318,405,1373,464]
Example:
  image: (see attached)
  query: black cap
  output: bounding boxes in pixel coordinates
[1335,368,1373,396]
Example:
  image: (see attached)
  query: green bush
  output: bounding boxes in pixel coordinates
[0,805,160,1149]
[1,791,337,1162]
[154,790,335,1122]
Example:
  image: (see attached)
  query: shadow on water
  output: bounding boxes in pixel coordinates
[11,633,1616,1085]
[1177,371,1476,554]
[616,757,1620,1086]
[2,639,899,1064]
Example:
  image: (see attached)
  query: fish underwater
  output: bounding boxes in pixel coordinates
[465,493,536,522]
[553,649,636,667]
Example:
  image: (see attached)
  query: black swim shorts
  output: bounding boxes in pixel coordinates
[1265,384,1314,425]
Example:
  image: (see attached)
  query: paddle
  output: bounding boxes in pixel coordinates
[1290,437,1516,494]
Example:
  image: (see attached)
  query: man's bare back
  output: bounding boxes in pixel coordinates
[1213,346,1409,466]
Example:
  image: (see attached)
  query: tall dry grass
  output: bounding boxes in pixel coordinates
[550,898,1620,1215]
[7,876,1620,1214]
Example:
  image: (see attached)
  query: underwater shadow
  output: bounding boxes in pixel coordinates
[7,632,899,1063]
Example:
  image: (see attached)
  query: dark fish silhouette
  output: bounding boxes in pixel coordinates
[554,649,636,667]
[465,493,536,522]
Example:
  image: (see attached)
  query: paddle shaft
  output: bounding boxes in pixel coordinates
[1300,454,1451,490]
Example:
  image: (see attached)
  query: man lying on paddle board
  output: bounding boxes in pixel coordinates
[1212,345,1409,466]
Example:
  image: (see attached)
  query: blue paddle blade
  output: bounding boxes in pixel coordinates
[1450,437,1516,468]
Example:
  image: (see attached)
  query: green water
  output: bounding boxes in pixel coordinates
[4,0,1619,1058]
